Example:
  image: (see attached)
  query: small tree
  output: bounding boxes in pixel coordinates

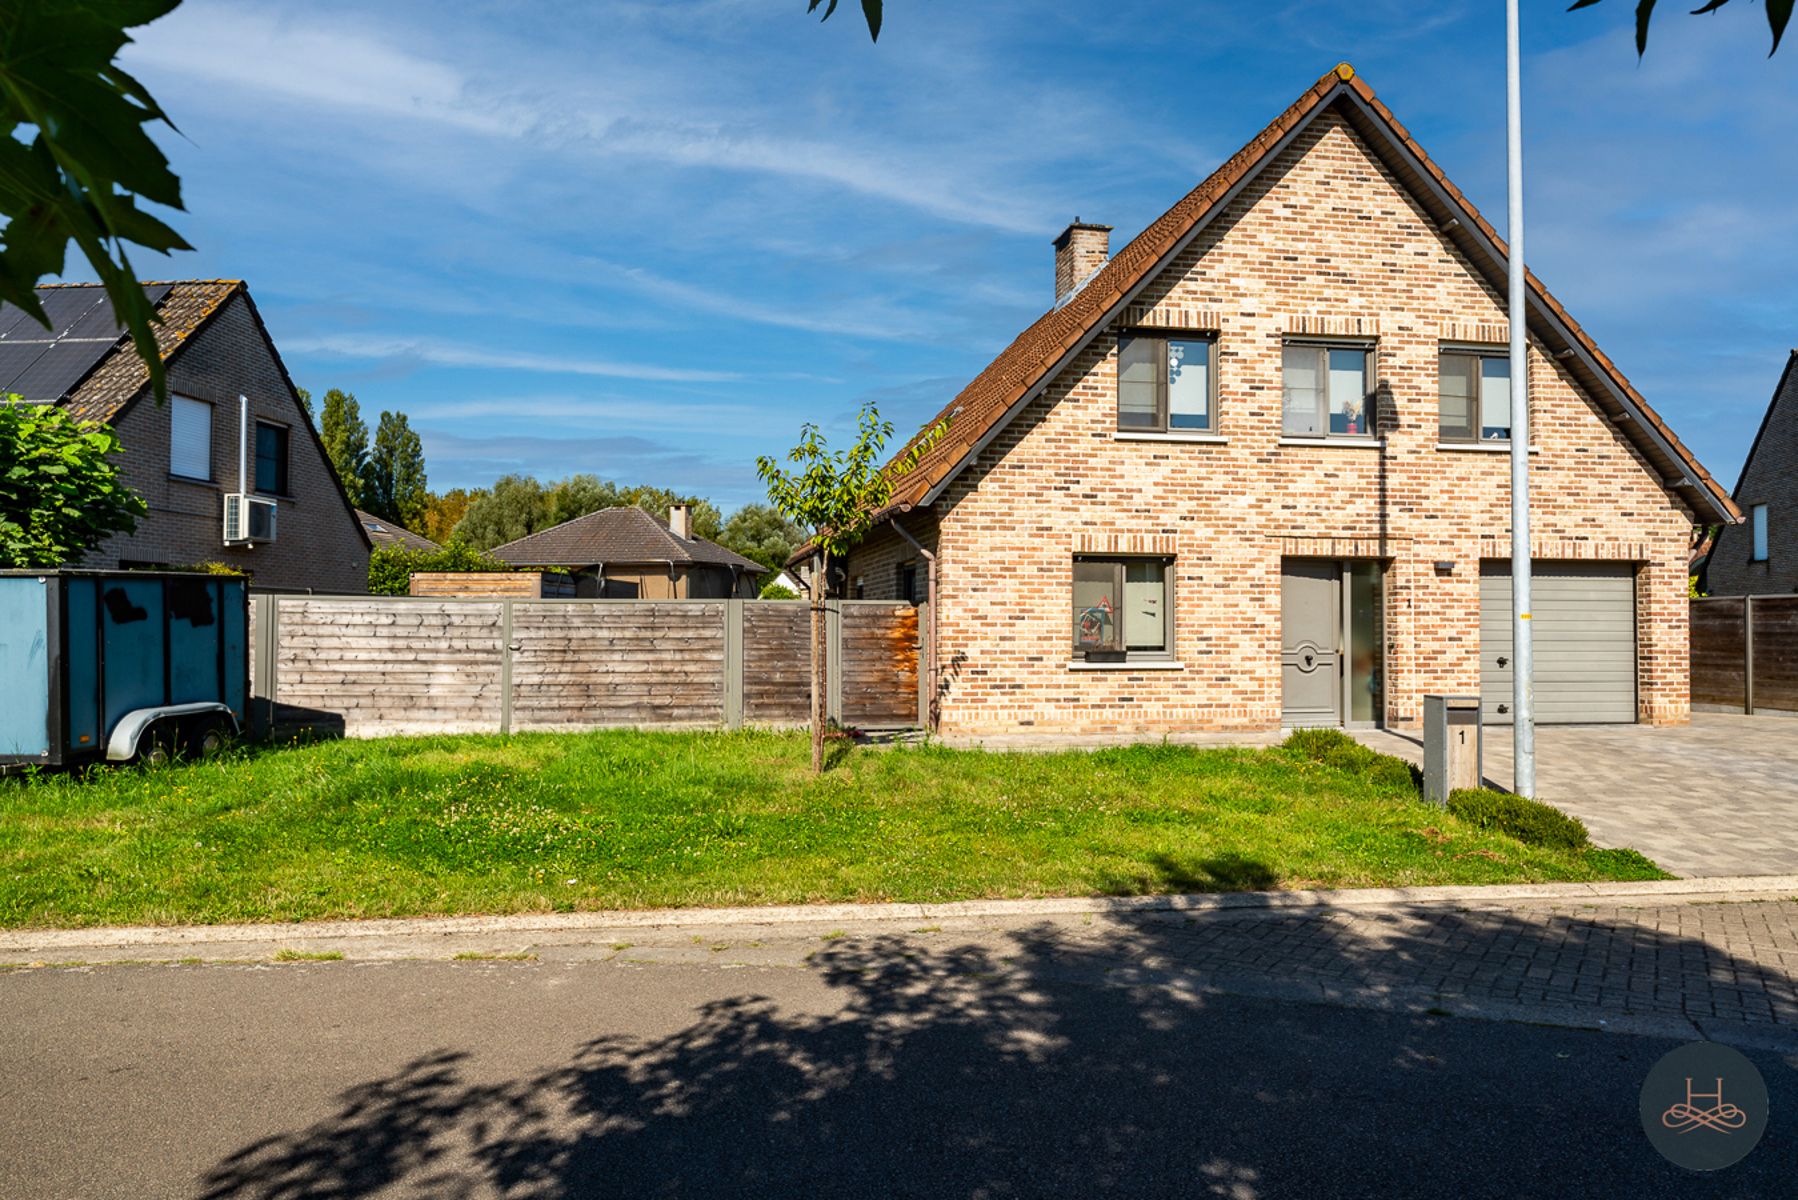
[363,410,428,529]
[0,397,145,568]
[757,401,944,773]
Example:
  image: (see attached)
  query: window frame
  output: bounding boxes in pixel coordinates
[1751,504,1769,563]
[1071,554,1174,663]
[168,393,214,482]
[253,419,291,497]
[1116,332,1219,435]
[1437,345,1518,445]
[1280,339,1377,440]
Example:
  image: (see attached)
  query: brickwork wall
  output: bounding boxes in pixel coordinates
[1707,354,1798,596]
[849,112,1694,735]
[83,294,370,593]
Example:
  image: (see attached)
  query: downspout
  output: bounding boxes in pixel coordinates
[238,394,250,494]
[890,516,937,731]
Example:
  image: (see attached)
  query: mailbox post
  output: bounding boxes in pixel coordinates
[1423,695,1483,805]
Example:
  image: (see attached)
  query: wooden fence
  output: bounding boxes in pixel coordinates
[248,596,923,738]
[1690,595,1798,715]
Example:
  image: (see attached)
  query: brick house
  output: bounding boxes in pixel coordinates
[821,66,1737,737]
[1702,351,1797,596]
[1,281,369,593]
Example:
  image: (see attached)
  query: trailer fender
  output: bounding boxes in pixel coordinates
[106,702,241,763]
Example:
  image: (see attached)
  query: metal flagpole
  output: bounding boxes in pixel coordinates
[1506,0,1536,798]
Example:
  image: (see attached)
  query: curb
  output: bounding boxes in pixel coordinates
[4,875,1796,953]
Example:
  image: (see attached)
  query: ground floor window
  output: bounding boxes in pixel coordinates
[1072,556,1171,660]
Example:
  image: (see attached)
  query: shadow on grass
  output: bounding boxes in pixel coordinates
[193,901,1798,1199]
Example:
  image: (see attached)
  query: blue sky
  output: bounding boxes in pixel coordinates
[104,0,1796,513]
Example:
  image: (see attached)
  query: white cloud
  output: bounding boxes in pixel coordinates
[285,333,741,383]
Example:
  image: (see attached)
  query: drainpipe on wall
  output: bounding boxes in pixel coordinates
[238,394,250,494]
[890,516,937,731]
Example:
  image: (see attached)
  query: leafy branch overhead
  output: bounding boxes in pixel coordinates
[1569,0,1792,54]
[0,1,190,401]
[808,0,882,41]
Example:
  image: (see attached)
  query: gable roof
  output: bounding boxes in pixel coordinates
[876,63,1737,526]
[0,279,372,551]
[491,506,765,573]
[357,509,440,553]
[1730,349,1798,500]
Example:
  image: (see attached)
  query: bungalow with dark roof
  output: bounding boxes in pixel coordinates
[0,281,370,593]
[808,65,1738,737]
[491,504,764,599]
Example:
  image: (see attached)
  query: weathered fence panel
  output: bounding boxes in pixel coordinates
[741,602,814,725]
[1690,596,1798,715]
[510,601,725,730]
[251,597,920,738]
[842,603,919,728]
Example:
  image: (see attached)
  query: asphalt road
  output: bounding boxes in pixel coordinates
[3,952,1794,1199]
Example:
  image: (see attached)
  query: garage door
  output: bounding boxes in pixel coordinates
[1480,561,1637,724]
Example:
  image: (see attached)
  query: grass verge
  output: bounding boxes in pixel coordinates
[0,728,1669,929]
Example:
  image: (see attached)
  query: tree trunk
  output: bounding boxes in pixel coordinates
[810,551,827,774]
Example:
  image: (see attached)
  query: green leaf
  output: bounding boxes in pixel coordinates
[1770,0,1793,52]
[1635,0,1659,53]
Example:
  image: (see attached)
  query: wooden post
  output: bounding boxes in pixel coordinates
[499,598,515,735]
[827,599,843,724]
[724,598,744,729]
[1744,595,1756,716]
[916,600,931,730]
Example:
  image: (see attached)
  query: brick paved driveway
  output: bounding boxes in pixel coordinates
[1358,713,1798,878]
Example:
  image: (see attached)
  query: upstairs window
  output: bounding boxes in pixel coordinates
[255,421,290,495]
[1751,504,1769,562]
[169,395,213,480]
[1072,556,1171,661]
[1118,335,1216,433]
[1440,350,1513,442]
[1282,343,1373,438]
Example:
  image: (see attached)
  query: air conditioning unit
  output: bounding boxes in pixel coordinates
[222,493,277,545]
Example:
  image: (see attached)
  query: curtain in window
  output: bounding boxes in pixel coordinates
[1282,346,1321,435]
[1166,340,1210,430]
[1117,337,1159,428]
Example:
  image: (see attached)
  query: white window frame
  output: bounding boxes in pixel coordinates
[1751,504,1769,563]
[169,394,213,481]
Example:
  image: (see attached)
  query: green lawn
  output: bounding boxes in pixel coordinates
[0,729,1667,929]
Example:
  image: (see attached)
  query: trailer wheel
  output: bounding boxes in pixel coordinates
[189,716,231,758]
[140,722,177,767]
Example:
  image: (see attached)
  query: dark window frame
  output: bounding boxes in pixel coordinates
[1116,332,1219,434]
[253,419,291,497]
[1071,554,1174,662]
[1438,346,1517,444]
[1280,340,1377,439]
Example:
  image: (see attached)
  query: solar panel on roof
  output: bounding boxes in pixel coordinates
[34,287,101,335]
[0,341,50,395]
[0,302,42,341]
[7,341,112,402]
[62,295,129,341]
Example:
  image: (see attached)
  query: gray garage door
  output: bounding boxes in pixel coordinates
[1480,561,1637,724]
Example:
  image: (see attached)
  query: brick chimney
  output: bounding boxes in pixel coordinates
[669,503,691,540]
[1053,219,1112,305]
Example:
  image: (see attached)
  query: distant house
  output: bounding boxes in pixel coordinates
[491,504,764,598]
[357,509,439,553]
[1704,351,1798,596]
[0,281,370,592]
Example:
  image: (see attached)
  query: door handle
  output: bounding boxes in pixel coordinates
[1496,656,1508,668]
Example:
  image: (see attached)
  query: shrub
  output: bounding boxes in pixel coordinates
[1581,847,1670,879]
[759,580,799,600]
[368,540,510,595]
[1446,788,1589,850]
[1281,728,1420,793]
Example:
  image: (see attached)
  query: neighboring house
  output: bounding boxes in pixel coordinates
[816,65,1736,737]
[1703,351,1798,596]
[0,281,370,593]
[491,504,764,598]
[357,509,439,553]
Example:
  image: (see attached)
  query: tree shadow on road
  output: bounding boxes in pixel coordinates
[196,903,1798,1199]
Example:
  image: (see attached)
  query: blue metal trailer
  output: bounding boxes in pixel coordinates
[0,570,248,768]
